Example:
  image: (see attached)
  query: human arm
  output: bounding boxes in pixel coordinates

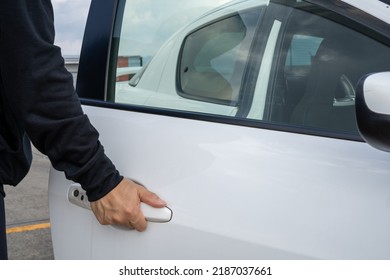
[0,0,165,230]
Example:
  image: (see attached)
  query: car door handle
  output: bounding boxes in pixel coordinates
[67,184,172,223]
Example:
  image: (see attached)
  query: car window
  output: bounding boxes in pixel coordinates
[109,0,263,116]
[112,1,232,89]
[285,35,323,68]
[108,0,390,137]
[261,5,390,135]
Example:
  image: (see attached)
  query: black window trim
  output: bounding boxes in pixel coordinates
[80,98,362,142]
[76,0,119,100]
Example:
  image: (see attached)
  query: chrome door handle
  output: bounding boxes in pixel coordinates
[67,184,172,223]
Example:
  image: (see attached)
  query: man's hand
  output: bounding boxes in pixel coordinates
[90,178,166,231]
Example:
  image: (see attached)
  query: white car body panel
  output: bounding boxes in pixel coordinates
[49,105,390,259]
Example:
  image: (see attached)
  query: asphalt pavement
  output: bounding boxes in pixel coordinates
[4,147,54,260]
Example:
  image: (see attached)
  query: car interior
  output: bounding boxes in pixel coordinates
[267,6,390,134]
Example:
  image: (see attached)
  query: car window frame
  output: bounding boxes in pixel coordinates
[262,2,390,140]
[77,0,388,143]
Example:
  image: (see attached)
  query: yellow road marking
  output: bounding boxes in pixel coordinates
[6,222,51,234]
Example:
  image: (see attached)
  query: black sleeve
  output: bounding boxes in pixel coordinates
[0,0,123,201]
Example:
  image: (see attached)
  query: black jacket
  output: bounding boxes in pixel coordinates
[0,0,122,200]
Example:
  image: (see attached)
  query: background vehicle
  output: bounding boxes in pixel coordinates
[49,0,390,259]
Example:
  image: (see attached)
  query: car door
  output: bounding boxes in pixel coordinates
[48,0,390,259]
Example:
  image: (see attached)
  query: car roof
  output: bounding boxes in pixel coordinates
[187,0,389,42]
[341,0,390,24]
[210,0,390,24]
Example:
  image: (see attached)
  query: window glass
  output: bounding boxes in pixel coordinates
[116,0,231,73]
[264,7,390,135]
[110,1,390,137]
[285,35,323,67]
[112,0,232,105]
[179,11,260,105]
[111,0,263,116]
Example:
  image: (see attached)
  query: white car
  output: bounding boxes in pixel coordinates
[49,0,390,259]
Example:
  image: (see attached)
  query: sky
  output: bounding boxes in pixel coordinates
[52,0,231,56]
[52,0,90,56]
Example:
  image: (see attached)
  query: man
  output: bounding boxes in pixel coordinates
[0,0,166,259]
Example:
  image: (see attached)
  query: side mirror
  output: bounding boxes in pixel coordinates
[356,72,390,152]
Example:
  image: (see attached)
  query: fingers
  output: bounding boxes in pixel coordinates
[90,178,166,232]
[138,187,167,208]
[91,195,147,231]
[127,206,146,231]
